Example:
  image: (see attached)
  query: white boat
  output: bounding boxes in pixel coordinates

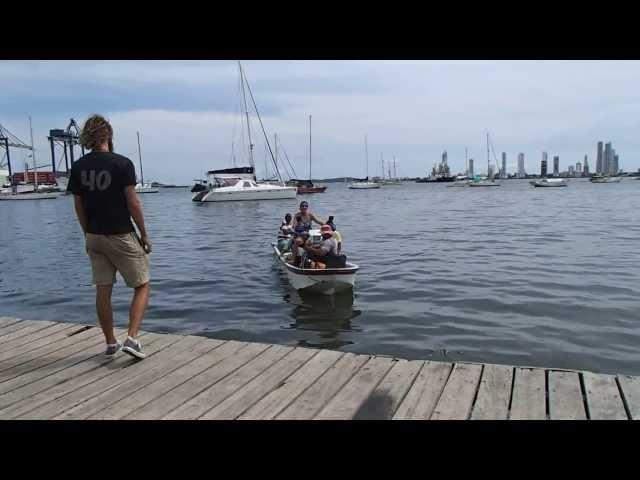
[531,178,568,187]
[193,62,295,202]
[590,175,622,184]
[468,178,500,187]
[0,191,60,201]
[349,135,381,190]
[272,231,359,295]
[134,132,158,193]
[195,178,296,202]
[135,183,159,193]
[349,181,380,189]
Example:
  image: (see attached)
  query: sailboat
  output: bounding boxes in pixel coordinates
[349,136,380,189]
[295,115,327,194]
[468,133,501,187]
[384,156,402,185]
[134,132,159,193]
[192,61,296,202]
[0,117,61,200]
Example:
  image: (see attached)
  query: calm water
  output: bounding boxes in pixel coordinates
[2,179,640,375]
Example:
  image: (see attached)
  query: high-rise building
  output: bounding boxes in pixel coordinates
[596,142,603,174]
[488,165,494,178]
[517,153,525,178]
[604,142,612,175]
[541,158,548,177]
[583,154,589,176]
[468,158,474,177]
[501,152,507,178]
[553,156,559,176]
[613,153,619,175]
[576,162,582,176]
[568,165,575,177]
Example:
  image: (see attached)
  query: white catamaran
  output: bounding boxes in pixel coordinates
[192,62,296,202]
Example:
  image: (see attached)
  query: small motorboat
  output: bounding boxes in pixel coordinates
[349,181,380,189]
[272,229,359,295]
[468,178,501,187]
[531,178,568,187]
[289,179,327,194]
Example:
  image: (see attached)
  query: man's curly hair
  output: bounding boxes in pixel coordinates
[79,114,113,150]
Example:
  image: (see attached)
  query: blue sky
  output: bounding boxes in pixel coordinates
[2,60,640,183]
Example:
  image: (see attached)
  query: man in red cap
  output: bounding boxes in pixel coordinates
[302,224,345,268]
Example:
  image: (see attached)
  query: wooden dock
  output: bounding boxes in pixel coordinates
[0,315,638,420]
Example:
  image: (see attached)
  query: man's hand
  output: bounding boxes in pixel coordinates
[141,235,152,254]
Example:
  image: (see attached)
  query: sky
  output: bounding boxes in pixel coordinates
[2,60,640,183]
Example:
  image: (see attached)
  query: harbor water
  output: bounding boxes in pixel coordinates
[2,178,640,375]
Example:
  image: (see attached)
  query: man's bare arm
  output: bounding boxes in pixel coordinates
[73,194,89,234]
[124,186,151,251]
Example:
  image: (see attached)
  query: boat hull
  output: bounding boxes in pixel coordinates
[297,186,327,194]
[195,186,297,202]
[468,182,501,187]
[349,183,380,189]
[0,192,61,200]
[272,244,358,295]
[136,187,160,193]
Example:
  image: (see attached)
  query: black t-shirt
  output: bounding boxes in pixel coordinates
[67,151,137,234]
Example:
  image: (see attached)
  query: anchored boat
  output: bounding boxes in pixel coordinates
[531,178,568,187]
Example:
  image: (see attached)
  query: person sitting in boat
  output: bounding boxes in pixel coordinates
[326,215,342,254]
[302,224,347,269]
[277,213,294,252]
[289,201,325,265]
[291,200,325,232]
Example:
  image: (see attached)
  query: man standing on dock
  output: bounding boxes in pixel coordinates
[67,114,151,359]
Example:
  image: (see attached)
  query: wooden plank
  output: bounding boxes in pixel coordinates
[618,375,640,420]
[0,328,129,409]
[471,364,513,420]
[509,368,546,420]
[0,319,32,336]
[0,327,104,386]
[276,353,369,420]
[164,345,292,420]
[0,320,56,345]
[0,326,100,376]
[130,342,268,420]
[202,347,319,420]
[65,336,210,420]
[30,333,191,420]
[431,363,483,420]
[239,349,343,420]
[0,317,24,329]
[548,371,587,420]
[91,338,229,420]
[0,332,170,419]
[0,323,75,357]
[0,324,79,362]
[393,361,453,420]
[583,372,627,420]
[314,356,396,420]
[353,359,423,420]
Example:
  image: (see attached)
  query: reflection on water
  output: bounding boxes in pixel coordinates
[284,289,362,350]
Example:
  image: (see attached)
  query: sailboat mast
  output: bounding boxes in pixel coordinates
[393,156,397,179]
[137,131,144,185]
[274,133,278,180]
[29,116,37,190]
[486,132,490,177]
[365,135,369,179]
[309,115,312,181]
[239,62,255,172]
[465,147,468,176]
[381,153,384,179]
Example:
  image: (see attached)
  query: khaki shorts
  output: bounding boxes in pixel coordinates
[85,233,150,288]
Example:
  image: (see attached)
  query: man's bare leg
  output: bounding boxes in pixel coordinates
[128,282,150,338]
[96,284,117,344]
